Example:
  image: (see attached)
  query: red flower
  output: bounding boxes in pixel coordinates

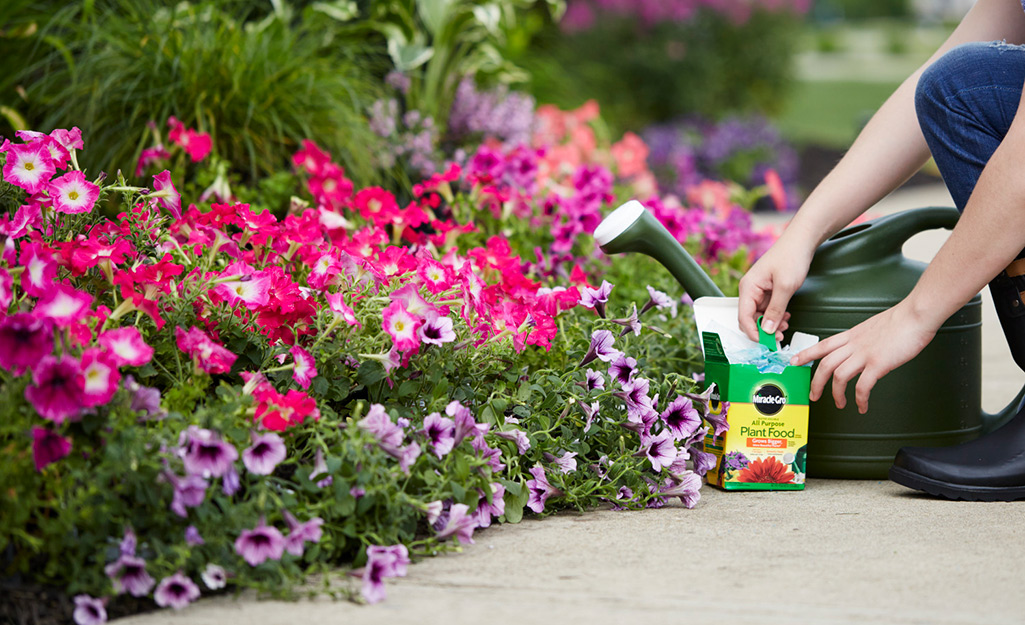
[736,456,796,484]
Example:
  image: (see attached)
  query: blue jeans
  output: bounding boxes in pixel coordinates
[916,41,1025,369]
[916,40,1025,214]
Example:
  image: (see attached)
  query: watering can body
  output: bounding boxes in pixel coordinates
[596,202,1025,480]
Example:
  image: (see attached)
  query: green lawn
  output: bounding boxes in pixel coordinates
[775,79,902,148]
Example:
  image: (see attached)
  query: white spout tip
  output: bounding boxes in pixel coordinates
[594,200,646,247]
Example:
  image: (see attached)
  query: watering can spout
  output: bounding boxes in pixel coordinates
[595,200,724,299]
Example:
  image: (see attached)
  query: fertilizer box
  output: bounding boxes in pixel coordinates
[694,297,812,491]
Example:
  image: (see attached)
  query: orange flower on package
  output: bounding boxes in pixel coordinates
[736,456,796,484]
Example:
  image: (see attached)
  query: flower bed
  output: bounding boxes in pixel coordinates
[0,106,774,623]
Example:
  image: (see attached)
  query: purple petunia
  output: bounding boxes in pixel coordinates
[180,426,238,478]
[580,401,600,432]
[526,464,562,513]
[282,509,324,557]
[661,396,702,440]
[660,471,702,509]
[640,285,677,317]
[579,280,614,318]
[418,313,456,345]
[153,572,200,610]
[607,353,637,386]
[583,368,605,391]
[644,429,677,472]
[309,448,333,488]
[234,519,285,566]
[185,525,205,546]
[493,428,531,454]
[434,503,476,544]
[358,403,404,448]
[242,431,286,475]
[72,595,107,625]
[472,482,506,529]
[422,412,456,458]
[201,563,227,590]
[579,329,619,367]
[166,471,208,518]
[359,544,410,604]
[105,553,155,597]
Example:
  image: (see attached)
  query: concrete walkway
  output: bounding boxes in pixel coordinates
[119,184,1025,625]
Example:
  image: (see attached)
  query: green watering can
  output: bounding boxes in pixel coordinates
[594,201,1025,479]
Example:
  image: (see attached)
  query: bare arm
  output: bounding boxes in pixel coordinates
[739,0,1025,341]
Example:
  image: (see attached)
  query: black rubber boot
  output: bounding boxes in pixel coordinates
[888,265,1025,501]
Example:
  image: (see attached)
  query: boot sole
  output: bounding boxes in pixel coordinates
[889,466,1025,502]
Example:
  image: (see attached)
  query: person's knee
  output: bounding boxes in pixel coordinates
[916,43,991,115]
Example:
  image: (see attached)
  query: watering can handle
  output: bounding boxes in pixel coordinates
[812,206,961,270]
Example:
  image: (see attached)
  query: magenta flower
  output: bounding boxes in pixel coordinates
[434,502,476,544]
[33,283,92,328]
[326,292,361,327]
[0,313,53,374]
[80,348,120,408]
[473,482,506,529]
[422,412,456,458]
[579,329,618,367]
[644,429,677,472]
[358,403,404,449]
[235,519,285,566]
[661,396,702,441]
[526,464,562,513]
[181,427,238,478]
[3,141,55,194]
[578,279,613,318]
[242,431,286,475]
[175,326,237,374]
[0,268,12,310]
[359,544,410,604]
[493,428,531,454]
[418,313,456,346]
[381,300,422,353]
[282,509,324,556]
[153,572,201,610]
[105,554,155,597]
[201,563,227,590]
[72,595,107,625]
[212,265,272,309]
[607,353,637,386]
[31,426,71,472]
[151,170,181,219]
[97,327,154,367]
[49,170,100,214]
[25,355,85,423]
[660,471,702,508]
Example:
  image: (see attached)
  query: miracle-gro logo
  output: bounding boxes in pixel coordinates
[753,384,786,416]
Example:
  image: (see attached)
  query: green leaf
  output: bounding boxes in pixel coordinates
[356,360,386,387]
[387,38,434,71]
[311,1,358,22]
[398,380,418,398]
[500,478,527,524]
[416,0,455,37]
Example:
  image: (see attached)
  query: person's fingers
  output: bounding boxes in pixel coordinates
[760,281,797,337]
[854,369,879,415]
[830,358,863,410]
[809,345,845,402]
[737,281,765,342]
[792,332,845,367]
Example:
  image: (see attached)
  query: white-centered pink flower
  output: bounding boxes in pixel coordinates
[2,142,55,194]
[97,327,154,367]
[382,300,421,353]
[19,242,58,297]
[213,265,271,309]
[0,269,12,310]
[49,170,100,214]
[326,292,361,327]
[151,170,181,219]
[81,348,121,408]
[33,283,92,328]
[290,345,317,389]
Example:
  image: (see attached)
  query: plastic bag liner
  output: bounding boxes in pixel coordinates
[693,297,819,372]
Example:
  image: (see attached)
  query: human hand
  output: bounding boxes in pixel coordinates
[790,303,938,414]
[737,243,812,342]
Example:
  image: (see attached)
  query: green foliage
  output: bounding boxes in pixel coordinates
[19,0,384,185]
[521,8,803,132]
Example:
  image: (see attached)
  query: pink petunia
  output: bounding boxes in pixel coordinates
[325,292,361,327]
[97,327,154,367]
[2,142,55,194]
[290,345,317,389]
[175,326,237,374]
[33,283,92,328]
[18,241,58,297]
[80,348,121,407]
[31,426,72,472]
[212,264,272,309]
[0,312,54,373]
[49,170,100,214]
[179,129,212,162]
[25,355,86,423]
[381,300,421,353]
[151,170,181,219]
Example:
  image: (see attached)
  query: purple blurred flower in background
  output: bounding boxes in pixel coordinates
[449,77,536,147]
[153,572,201,610]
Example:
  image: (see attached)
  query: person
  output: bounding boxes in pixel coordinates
[737,0,1025,501]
